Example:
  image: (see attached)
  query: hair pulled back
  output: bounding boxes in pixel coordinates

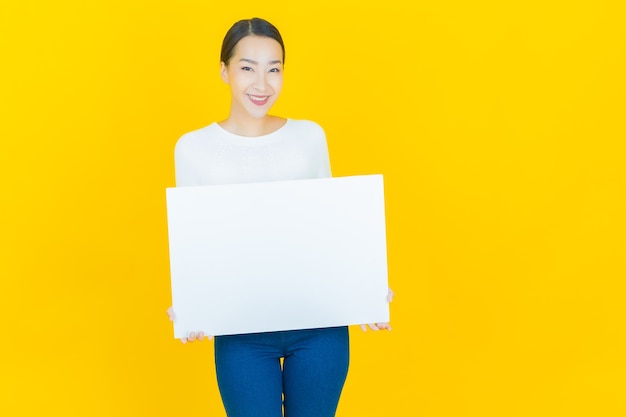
[220,18,285,66]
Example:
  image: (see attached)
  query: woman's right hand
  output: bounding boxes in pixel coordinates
[167,306,213,344]
[359,288,394,332]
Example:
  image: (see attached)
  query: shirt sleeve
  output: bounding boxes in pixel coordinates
[174,134,196,187]
[312,122,332,179]
[318,139,332,178]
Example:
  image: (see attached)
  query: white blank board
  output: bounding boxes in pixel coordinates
[166,174,389,338]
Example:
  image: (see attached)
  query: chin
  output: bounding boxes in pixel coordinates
[247,105,275,119]
[245,111,270,119]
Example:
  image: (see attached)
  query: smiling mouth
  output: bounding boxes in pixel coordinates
[248,94,270,105]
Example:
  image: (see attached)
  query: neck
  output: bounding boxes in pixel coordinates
[220,112,286,137]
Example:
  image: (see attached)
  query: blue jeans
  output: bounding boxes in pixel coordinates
[214,326,350,417]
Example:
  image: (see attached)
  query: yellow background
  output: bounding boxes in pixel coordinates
[1,1,625,416]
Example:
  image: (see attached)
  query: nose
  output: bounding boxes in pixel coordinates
[252,72,268,92]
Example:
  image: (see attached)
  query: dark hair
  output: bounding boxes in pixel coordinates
[220,18,285,66]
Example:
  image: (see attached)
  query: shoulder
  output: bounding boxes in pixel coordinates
[285,119,326,138]
[175,123,221,153]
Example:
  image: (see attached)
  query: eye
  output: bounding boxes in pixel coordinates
[241,66,254,72]
[269,68,281,73]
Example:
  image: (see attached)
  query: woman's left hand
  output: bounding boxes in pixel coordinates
[360,288,394,332]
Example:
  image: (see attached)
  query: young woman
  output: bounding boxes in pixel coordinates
[168,18,392,417]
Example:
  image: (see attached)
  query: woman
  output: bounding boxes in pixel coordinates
[168,18,392,417]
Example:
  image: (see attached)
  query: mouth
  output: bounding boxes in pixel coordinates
[247,94,270,106]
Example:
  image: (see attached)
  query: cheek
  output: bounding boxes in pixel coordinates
[271,76,284,93]
[233,81,253,98]
[228,71,250,90]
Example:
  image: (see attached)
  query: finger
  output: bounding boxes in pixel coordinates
[167,306,175,321]
[207,335,214,341]
[368,323,379,331]
[180,338,188,344]
[188,332,196,342]
[360,324,367,332]
[377,322,392,331]
[197,331,205,341]
[387,288,394,303]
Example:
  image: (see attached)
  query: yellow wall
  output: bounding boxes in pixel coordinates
[2,1,625,416]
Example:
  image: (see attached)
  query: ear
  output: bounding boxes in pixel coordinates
[220,61,229,84]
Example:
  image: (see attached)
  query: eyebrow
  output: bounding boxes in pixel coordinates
[239,58,283,65]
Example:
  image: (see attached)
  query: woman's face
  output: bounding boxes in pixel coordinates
[220,35,284,120]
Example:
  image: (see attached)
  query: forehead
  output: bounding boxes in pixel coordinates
[233,36,283,61]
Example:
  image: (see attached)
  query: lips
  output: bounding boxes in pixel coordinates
[248,94,270,106]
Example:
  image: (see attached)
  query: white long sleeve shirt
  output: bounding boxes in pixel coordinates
[174,119,331,187]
